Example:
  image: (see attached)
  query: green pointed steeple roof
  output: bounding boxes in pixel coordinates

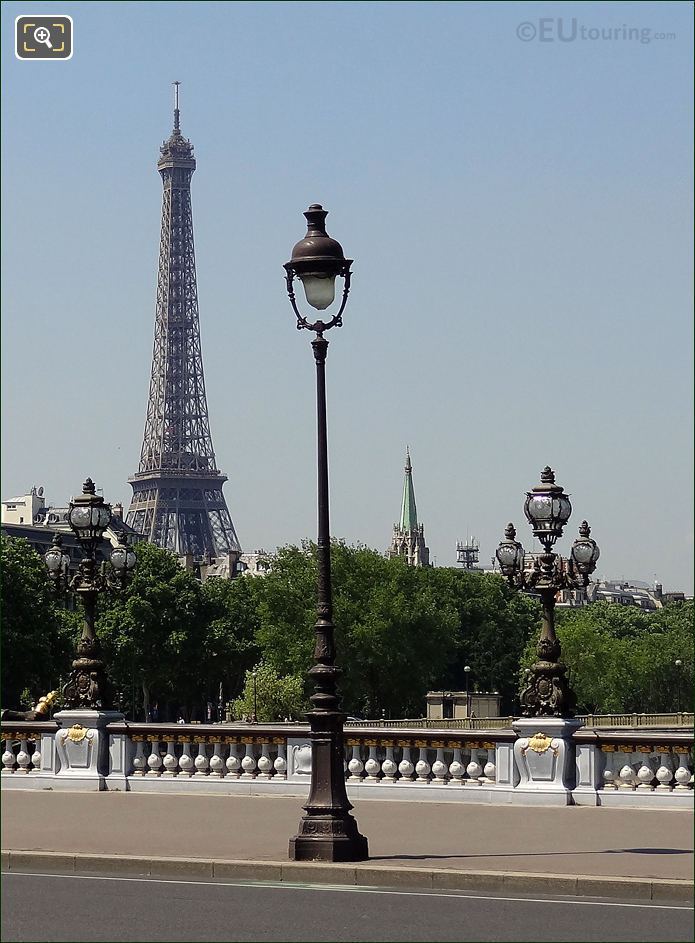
[399,447,418,532]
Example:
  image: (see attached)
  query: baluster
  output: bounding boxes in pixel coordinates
[431,747,448,784]
[364,745,380,782]
[209,740,226,778]
[146,738,163,776]
[273,742,287,779]
[178,737,195,777]
[347,744,364,782]
[30,736,40,773]
[240,741,257,779]
[2,738,16,773]
[193,738,209,777]
[655,750,674,791]
[397,746,414,783]
[617,750,636,790]
[381,746,398,783]
[635,749,655,790]
[15,739,31,774]
[256,742,273,780]
[448,747,465,785]
[601,746,618,789]
[162,737,179,776]
[415,745,431,783]
[226,741,241,778]
[466,747,483,786]
[132,737,147,776]
[482,746,496,784]
[674,749,692,790]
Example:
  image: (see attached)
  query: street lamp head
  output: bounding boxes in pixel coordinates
[285,204,352,329]
[496,523,525,578]
[68,478,112,545]
[570,520,600,577]
[109,533,137,575]
[675,659,683,667]
[524,467,572,548]
[464,665,471,673]
[44,533,70,579]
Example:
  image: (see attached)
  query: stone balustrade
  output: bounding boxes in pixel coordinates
[1,719,692,807]
[574,730,695,806]
[1,722,57,785]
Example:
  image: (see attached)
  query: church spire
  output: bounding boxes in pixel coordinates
[387,448,430,567]
[399,447,418,532]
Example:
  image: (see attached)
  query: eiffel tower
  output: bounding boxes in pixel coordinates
[126,84,240,560]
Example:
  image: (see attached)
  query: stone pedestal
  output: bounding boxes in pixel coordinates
[511,717,581,805]
[50,710,124,791]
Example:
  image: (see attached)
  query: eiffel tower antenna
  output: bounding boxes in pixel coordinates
[173,80,180,131]
[126,86,241,561]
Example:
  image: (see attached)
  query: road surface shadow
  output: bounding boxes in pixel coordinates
[369,848,690,861]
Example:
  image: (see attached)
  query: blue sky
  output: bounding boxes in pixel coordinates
[2,1,693,590]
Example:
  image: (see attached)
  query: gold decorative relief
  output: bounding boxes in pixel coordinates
[527,732,552,754]
[66,724,89,744]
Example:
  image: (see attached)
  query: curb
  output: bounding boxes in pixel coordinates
[2,851,692,902]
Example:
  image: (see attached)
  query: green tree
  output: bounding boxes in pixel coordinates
[97,542,208,720]
[0,534,78,707]
[200,573,262,707]
[521,601,693,714]
[248,542,535,718]
[431,568,540,712]
[231,663,307,722]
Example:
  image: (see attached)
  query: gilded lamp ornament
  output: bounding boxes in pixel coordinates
[496,467,600,719]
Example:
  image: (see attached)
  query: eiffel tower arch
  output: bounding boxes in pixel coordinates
[126,84,240,560]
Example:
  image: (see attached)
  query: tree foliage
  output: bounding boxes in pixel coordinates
[521,601,693,714]
[4,531,690,720]
[97,542,209,719]
[0,534,78,707]
[231,663,306,722]
[245,542,538,717]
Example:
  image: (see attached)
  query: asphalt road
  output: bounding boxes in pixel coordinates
[1,872,693,943]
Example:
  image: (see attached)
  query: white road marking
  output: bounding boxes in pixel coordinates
[3,871,692,911]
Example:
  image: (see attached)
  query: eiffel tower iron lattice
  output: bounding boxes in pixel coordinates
[126,84,240,560]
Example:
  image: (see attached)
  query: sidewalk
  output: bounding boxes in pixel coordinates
[2,791,693,900]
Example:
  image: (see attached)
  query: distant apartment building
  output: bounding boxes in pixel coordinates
[1,486,139,572]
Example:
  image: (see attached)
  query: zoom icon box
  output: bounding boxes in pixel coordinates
[16,15,73,60]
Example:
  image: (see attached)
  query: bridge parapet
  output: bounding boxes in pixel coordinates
[2,719,692,807]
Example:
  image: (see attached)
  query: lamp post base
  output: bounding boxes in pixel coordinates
[288,710,369,862]
[289,816,369,862]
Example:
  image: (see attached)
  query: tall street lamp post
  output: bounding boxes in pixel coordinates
[252,669,258,724]
[284,204,368,862]
[45,478,136,710]
[463,665,471,718]
[675,660,683,713]
[496,467,600,718]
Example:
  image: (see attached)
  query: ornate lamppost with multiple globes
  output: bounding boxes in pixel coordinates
[45,478,136,711]
[283,204,368,862]
[496,466,600,718]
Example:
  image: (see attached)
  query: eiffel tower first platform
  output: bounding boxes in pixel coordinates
[127,85,241,560]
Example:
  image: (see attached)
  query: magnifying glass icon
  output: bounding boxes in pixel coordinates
[34,26,53,49]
